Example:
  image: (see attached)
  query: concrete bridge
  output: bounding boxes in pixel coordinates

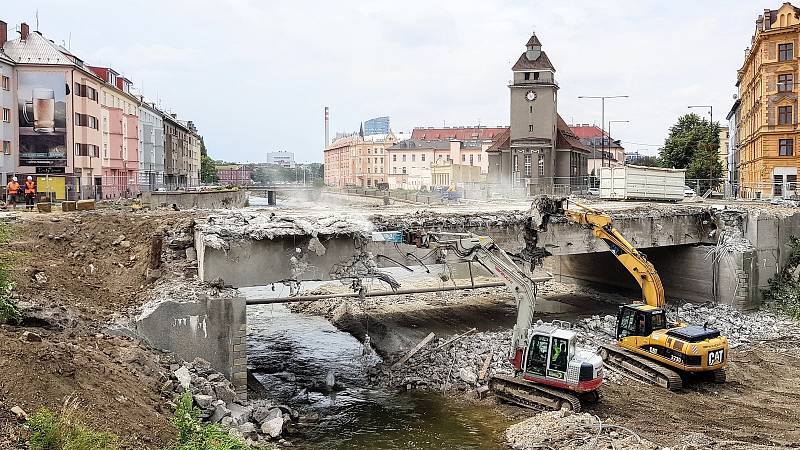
[134,202,800,396]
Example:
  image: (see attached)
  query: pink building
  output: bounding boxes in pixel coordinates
[89,67,139,198]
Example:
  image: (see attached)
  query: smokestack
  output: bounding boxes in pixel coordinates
[324,106,330,147]
[0,21,7,48]
[20,22,29,40]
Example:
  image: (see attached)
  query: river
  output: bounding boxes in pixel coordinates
[241,283,515,449]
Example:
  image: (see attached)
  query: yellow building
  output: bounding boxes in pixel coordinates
[323,131,406,188]
[737,3,800,198]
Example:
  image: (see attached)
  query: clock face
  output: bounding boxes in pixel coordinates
[526,90,537,101]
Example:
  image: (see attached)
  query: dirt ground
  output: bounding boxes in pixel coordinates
[0,208,203,448]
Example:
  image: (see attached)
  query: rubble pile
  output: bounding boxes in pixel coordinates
[373,329,514,392]
[166,358,300,447]
[369,210,529,231]
[196,212,374,249]
[506,410,658,450]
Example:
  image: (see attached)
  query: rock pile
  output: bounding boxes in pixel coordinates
[506,410,658,450]
[166,358,299,446]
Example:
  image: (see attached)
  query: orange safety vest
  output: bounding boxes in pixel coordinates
[24,181,35,194]
[6,181,19,194]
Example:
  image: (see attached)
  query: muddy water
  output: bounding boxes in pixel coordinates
[242,285,514,449]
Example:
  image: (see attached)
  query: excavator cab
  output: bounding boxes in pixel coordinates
[616,304,668,339]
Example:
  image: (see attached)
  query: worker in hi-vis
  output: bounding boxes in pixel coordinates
[5,176,19,210]
[24,176,36,211]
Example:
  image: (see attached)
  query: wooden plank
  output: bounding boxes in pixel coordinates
[479,351,493,381]
[391,332,435,370]
[430,327,476,352]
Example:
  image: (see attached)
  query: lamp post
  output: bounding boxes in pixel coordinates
[607,120,630,165]
[688,105,715,188]
[578,95,629,168]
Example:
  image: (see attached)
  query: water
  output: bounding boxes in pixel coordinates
[242,284,514,449]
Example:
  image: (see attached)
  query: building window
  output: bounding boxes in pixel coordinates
[402,167,407,174]
[524,72,530,80]
[402,154,406,162]
[421,154,426,162]
[392,154,397,162]
[779,105,792,125]
[2,141,10,155]
[2,108,9,123]
[393,167,397,174]
[529,124,534,132]
[469,154,474,165]
[477,154,481,162]
[462,154,466,162]
[779,43,794,61]
[778,73,793,92]
[512,155,519,172]
[533,72,540,80]
[411,154,415,162]
[524,154,531,176]
[538,154,545,176]
[530,105,533,113]
[1,76,9,91]
[779,138,794,156]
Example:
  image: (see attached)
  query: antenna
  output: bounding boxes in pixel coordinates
[35,10,39,30]
[68,32,71,51]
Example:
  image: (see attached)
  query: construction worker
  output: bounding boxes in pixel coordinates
[24,176,36,211]
[5,176,19,210]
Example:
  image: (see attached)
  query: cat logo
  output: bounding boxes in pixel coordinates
[708,349,725,366]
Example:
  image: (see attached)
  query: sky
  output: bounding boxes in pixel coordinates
[3,1,761,163]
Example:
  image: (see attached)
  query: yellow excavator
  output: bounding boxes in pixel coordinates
[537,198,728,390]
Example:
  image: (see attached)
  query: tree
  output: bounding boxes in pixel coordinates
[659,113,723,192]
[636,155,660,167]
[198,137,218,183]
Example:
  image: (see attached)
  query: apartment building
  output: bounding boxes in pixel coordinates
[186,123,201,186]
[0,22,15,184]
[4,22,104,200]
[736,3,800,198]
[164,114,190,189]
[89,66,139,198]
[569,124,625,175]
[138,101,165,190]
[323,131,402,188]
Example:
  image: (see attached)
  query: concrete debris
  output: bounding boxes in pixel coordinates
[166,359,300,442]
[196,212,374,248]
[20,331,42,342]
[506,410,657,450]
[307,236,327,256]
[10,406,28,421]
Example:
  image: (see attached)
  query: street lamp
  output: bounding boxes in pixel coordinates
[687,105,713,128]
[607,120,630,164]
[578,95,629,168]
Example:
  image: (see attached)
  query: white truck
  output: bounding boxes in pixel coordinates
[599,165,685,201]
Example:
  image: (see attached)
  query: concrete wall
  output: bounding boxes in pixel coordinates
[134,295,248,398]
[143,189,246,209]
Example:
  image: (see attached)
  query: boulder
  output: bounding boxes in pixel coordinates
[194,394,214,410]
[238,422,257,439]
[10,406,28,421]
[252,406,272,424]
[266,408,283,422]
[209,404,231,423]
[213,382,237,405]
[221,416,237,428]
[173,366,192,390]
[185,247,197,261]
[61,201,77,212]
[458,368,478,384]
[260,416,284,438]
[20,331,42,342]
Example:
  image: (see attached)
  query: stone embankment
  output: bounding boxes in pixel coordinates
[165,357,313,447]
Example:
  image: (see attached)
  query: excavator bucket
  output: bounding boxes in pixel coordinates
[529,196,567,231]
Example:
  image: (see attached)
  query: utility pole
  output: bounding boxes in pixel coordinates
[579,95,629,168]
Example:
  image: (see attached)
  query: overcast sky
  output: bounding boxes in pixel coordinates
[4,1,760,162]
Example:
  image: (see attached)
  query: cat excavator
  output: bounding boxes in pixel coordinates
[536,198,729,390]
[400,230,603,411]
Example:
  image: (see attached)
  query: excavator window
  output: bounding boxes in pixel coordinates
[650,312,667,331]
[525,335,549,376]
[618,307,638,338]
[549,337,569,372]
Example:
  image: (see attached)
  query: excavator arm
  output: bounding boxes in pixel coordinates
[553,201,665,308]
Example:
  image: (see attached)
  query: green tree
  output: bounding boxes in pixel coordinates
[198,138,218,184]
[636,155,660,167]
[659,113,723,192]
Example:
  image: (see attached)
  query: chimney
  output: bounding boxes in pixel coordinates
[0,21,7,48]
[20,22,29,40]
[324,106,330,147]
[764,9,772,30]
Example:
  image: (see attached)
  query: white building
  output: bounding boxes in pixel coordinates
[266,150,295,168]
[138,101,165,190]
[0,49,14,184]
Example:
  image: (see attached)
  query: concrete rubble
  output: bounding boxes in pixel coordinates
[165,357,302,447]
[196,211,375,250]
[506,410,658,450]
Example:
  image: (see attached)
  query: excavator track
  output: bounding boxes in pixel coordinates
[489,374,582,412]
[598,344,683,390]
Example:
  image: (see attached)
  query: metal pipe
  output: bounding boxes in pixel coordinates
[245,276,552,305]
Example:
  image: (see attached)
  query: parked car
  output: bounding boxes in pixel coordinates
[587,187,600,196]
[684,186,696,197]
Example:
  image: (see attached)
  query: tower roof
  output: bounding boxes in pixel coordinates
[526,33,542,47]
[511,51,554,71]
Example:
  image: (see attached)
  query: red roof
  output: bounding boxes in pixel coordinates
[556,116,590,153]
[485,127,511,153]
[569,124,606,139]
[411,127,508,141]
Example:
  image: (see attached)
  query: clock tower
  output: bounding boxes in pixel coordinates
[507,32,558,189]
